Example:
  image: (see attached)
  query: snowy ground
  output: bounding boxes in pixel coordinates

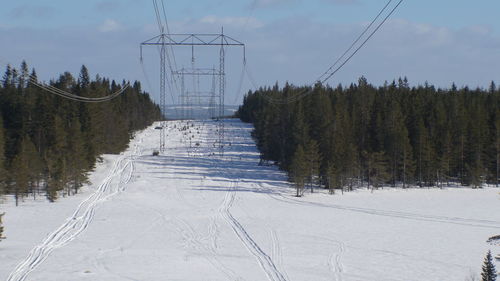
[1,119,499,281]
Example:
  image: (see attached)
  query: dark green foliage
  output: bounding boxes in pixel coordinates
[304,139,320,193]
[238,78,500,191]
[481,250,497,281]
[290,145,306,197]
[0,62,162,202]
[0,116,6,194]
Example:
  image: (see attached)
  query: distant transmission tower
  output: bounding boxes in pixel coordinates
[173,67,219,120]
[141,29,245,155]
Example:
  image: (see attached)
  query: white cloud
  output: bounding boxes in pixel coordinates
[250,0,298,9]
[200,16,264,29]
[99,19,122,32]
[2,16,500,106]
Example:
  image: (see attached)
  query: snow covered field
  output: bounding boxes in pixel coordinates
[1,119,499,281]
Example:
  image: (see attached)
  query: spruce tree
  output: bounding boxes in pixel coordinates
[19,61,29,89]
[238,77,500,190]
[400,125,415,188]
[78,65,90,89]
[11,138,30,206]
[0,62,161,202]
[481,250,497,281]
[66,118,88,194]
[290,145,306,197]
[304,139,320,193]
[22,136,43,198]
[325,162,339,194]
[2,65,13,88]
[366,151,389,191]
[46,115,68,201]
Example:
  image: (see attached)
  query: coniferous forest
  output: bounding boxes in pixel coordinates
[237,77,500,196]
[0,62,162,204]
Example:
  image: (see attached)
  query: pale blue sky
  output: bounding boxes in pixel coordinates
[1,0,500,104]
[2,1,499,31]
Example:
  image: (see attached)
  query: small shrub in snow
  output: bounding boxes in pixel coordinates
[487,235,500,245]
[0,213,5,241]
[481,250,497,281]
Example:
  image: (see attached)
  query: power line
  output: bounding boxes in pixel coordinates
[247,0,404,105]
[159,0,181,95]
[153,0,164,33]
[320,0,404,84]
[0,59,129,103]
[317,0,394,82]
[26,74,129,102]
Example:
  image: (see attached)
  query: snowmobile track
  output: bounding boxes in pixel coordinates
[7,137,140,281]
[261,187,500,229]
[220,180,288,281]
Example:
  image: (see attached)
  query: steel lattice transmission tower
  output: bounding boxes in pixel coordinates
[173,67,220,120]
[141,30,245,154]
[140,34,170,152]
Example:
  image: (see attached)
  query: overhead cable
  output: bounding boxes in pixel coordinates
[0,58,129,103]
[316,0,394,82]
[248,0,404,105]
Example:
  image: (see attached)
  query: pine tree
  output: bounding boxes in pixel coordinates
[481,250,497,281]
[291,104,309,149]
[2,65,13,88]
[325,162,339,194]
[386,99,414,187]
[46,115,68,201]
[437,130,453,187]
[10,135,40,204]
[66,118,88,194]
[366,151,389,191]
[11,138,31,206]
[78,65,90,89]
[331,96,359,192]
[22,136,43,199]
[290,145,306,197]
[0,63,161,202]
[238,78,500,191]
[400,125,415,188]
[304,139,320,193]
[416,118,434,187]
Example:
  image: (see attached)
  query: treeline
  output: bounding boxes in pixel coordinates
[0,62,162,204]
[237,77,500,195]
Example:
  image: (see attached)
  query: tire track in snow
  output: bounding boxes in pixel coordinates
[222,120,288,281]
[208,215,219,250]
[220,180,288,281]
[257,184,500,229]
[270,230,282,269]
[328,241,345,281]
[170,217,244,281]
[7,135,142,281]
[165,121,245,281]
[270,229,290,281]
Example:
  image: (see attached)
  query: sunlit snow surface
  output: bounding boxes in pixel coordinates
[1,119,499,281]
